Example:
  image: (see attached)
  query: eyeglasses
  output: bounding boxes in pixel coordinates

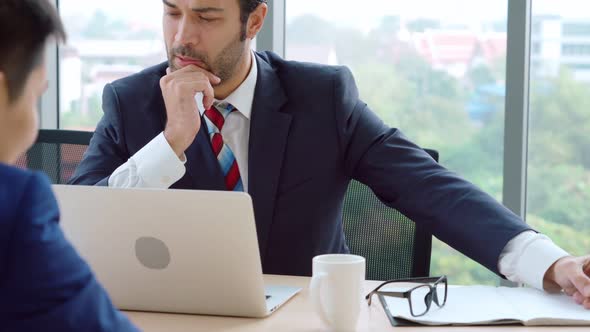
[365,276,447,317]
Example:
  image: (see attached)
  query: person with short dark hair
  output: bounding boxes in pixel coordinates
[0,0,140,330]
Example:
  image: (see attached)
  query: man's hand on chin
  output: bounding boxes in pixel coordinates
[543,255,590,309]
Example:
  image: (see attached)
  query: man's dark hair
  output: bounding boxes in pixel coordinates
[0,0,66,103]
[238,0,267,41]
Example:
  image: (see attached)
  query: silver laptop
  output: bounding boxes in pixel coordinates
[52,185,300,318]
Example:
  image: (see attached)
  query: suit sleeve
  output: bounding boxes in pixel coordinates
[1,173,139,331]
[69,84,130,186]
[332,66,532,276]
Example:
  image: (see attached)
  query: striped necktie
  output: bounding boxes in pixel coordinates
[203,102,244,192]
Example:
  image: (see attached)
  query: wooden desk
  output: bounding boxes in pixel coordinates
[125,275,588,332]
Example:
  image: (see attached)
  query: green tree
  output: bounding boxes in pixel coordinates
[61,94,103,130]
[527,68,590,234]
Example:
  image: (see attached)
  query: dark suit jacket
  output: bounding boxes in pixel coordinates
[0,164,138,331]
[70,51,531,277]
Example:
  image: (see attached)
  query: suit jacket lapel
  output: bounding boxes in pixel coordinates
[248,53,292,264]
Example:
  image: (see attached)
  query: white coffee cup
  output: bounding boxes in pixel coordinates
[310,254,366,331]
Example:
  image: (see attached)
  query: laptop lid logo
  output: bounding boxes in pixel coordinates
[135,236,171,270]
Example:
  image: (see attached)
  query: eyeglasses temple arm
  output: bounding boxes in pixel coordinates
[375,291,406,299]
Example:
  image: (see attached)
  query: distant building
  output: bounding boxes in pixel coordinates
[532,16,590,81]
[411,30,506,78]
[60,39,166,114]
[70,39,166,65]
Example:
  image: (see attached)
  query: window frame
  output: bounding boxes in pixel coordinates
[41,0,60,129]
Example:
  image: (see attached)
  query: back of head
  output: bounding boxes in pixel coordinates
[0,0,66,102]
[0,0,66,164]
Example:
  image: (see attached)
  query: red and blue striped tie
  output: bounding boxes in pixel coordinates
[203,102,244,192]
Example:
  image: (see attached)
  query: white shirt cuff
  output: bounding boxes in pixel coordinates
[499,230,570,290]
[131,132,186,187]
[109,132,186,188]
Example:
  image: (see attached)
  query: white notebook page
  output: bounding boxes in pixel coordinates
[383,285,590,326]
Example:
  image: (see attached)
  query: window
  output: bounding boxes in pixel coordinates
[58,0,165,130]
[563,23,590,36]
[528,1,590,257]
[286,0,509,285]
[562,44,590,56]
[532,42,542,55]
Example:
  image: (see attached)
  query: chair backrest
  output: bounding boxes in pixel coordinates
[15,129,93,184]
[342,149,439,281]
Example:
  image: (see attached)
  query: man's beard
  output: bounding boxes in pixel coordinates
[167,34,246,82]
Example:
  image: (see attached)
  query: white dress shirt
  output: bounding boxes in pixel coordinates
[107,52,570,291]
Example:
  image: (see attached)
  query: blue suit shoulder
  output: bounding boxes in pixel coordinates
[0,162,47,195]
[108,53,359,106]
[257,50,357,98]
[256,51,362,120]
[0,164,55,234]
[0,164,139,331]
[105,62,167,100]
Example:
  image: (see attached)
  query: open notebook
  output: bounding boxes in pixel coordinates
[380,285,590,326]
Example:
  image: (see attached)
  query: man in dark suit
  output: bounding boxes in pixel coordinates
[0,1,139,330]
[71,0,590,308]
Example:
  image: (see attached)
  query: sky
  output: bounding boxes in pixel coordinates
[58,0,590,32]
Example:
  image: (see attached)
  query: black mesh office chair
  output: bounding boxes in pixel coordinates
[15,129,93,184]
[342,149,439,281]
